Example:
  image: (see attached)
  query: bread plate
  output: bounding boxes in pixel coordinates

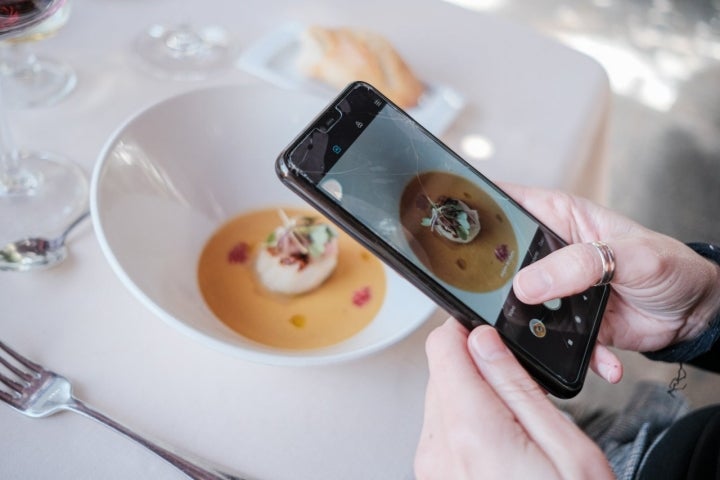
[237,22,465,136]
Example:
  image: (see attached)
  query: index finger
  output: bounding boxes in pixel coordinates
[495,183,579,240]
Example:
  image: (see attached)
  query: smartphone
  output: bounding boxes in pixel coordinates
[275,81,609,398]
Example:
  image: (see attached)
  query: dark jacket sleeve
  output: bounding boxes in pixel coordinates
[642,243,720,374]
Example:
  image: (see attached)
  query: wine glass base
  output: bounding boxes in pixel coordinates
[0,150,88,244]
[133,24,235,81]
[1,56,77,108]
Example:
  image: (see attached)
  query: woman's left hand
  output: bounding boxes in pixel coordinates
[414,319,613,480]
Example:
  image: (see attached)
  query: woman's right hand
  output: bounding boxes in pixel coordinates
[503,184,720,382]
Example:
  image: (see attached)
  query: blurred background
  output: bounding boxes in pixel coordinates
[445,0,720,410]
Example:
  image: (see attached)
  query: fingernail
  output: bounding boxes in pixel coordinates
[599,363,621,384]
[515,267,552,300]
[470,327,511,361]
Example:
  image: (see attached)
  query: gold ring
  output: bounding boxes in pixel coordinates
[591,241,615,286]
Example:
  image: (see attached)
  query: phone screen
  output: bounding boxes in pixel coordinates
[279,82,607,392]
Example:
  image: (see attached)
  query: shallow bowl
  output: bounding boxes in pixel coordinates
[91,83,436,365]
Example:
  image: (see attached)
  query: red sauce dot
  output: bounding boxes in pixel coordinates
[494,244,509,262]
[228,242,249,264]
[352,286,372,307]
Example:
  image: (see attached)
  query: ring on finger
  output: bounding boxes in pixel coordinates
[591,240,615,286]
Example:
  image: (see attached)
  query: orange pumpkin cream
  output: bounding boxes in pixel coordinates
[197,208,386,349]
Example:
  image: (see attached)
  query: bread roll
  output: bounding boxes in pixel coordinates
[296,26,424,109]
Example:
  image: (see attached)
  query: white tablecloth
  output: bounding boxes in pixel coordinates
[0,1,610,478]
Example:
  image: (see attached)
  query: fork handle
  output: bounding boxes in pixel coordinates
[67,398,251,480]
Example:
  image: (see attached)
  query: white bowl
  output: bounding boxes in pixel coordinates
[91,83,436,366]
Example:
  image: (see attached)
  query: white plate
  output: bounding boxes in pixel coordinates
[237,23,465,136]
[91,83,437,366]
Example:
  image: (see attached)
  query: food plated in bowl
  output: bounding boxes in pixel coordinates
[197,207,387,350]
[90,83,437,365]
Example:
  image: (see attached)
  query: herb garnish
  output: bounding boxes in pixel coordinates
[420,196,481,243]
[265,210,337,268]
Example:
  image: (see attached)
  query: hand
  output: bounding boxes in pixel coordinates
[414,319,613,480]
[504,184,720,383]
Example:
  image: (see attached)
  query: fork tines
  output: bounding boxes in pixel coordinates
[0,341,39,400]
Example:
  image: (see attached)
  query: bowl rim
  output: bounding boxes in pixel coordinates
[90,83,436,366]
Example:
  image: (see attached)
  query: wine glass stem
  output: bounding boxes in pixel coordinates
[0,42,38,81]
[0,81,38,196]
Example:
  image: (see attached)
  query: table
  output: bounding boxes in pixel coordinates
[0,0,610,478]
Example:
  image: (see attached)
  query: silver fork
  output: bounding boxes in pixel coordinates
[0,340,251,480]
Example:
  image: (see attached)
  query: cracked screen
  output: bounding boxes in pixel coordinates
[283,83,606,383]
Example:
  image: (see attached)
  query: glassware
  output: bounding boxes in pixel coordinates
[133,22,235,81]
[0,0,62,35]
[0,0,76,108]
[0,0,87,244]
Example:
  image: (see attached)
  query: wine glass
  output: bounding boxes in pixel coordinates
[132,22,235,81]
[0,0,88,246]
[0,0,76,108]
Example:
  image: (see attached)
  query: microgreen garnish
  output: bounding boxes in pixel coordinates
[420,196,480,243]
[265,210,337,263]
